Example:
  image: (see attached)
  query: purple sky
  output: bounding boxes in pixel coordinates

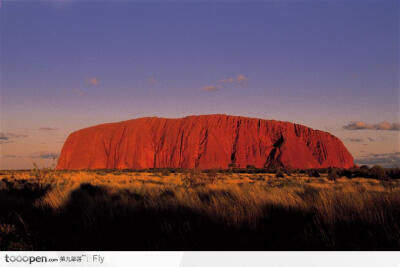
[0,0,399,169]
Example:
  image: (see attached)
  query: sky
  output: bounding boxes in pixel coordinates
[0,0,399,169]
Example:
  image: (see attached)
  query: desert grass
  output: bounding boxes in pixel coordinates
[0,170,399,250]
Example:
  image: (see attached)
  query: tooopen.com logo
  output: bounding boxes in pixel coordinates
[5,255,52,264]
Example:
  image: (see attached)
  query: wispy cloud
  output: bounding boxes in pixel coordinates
[0,141,13,145]
[345,138,364,143]
[148,76,158,85]
[347,136,387,143]
[355,152,400,168]
[343,121,400,131]
[33,153,59,160]
[204,74,249,92]
[73,88,86,96]
[4,154,23,158]
[0,132,29,141]
[63,76,99,96]
[220,77,235,84]
[203,85,219,92]
[237,74,248,84]
[63,88,86,96]
[38,127,58,131]
[86,77,99,86]
[4,152,59,160]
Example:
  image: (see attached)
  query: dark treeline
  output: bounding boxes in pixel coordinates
[72,165,400,180]
[1,165,399,180]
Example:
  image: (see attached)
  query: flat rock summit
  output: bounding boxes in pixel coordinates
[56,114,354,170]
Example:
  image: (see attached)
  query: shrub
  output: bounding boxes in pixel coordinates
[340,169,353,179]
[161,169,171,176]
[275,170,284,178]
[31,163,56,179]
[369,165,387,180]
[0,180,8,191]
[205,169,218,184]
[181,170,217,188]
[386,168,400,180]
[308,170,320,178]
[350,166,369,179]
[284,169,294,176]
[246,165,256,173]
[328,168,338,181]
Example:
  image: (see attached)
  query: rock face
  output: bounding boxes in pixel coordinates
[56,114,354,170]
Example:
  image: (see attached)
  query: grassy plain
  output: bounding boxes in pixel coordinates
[0,169,399,250]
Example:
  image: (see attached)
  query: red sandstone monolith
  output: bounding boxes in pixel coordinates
[56,114,354,170]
